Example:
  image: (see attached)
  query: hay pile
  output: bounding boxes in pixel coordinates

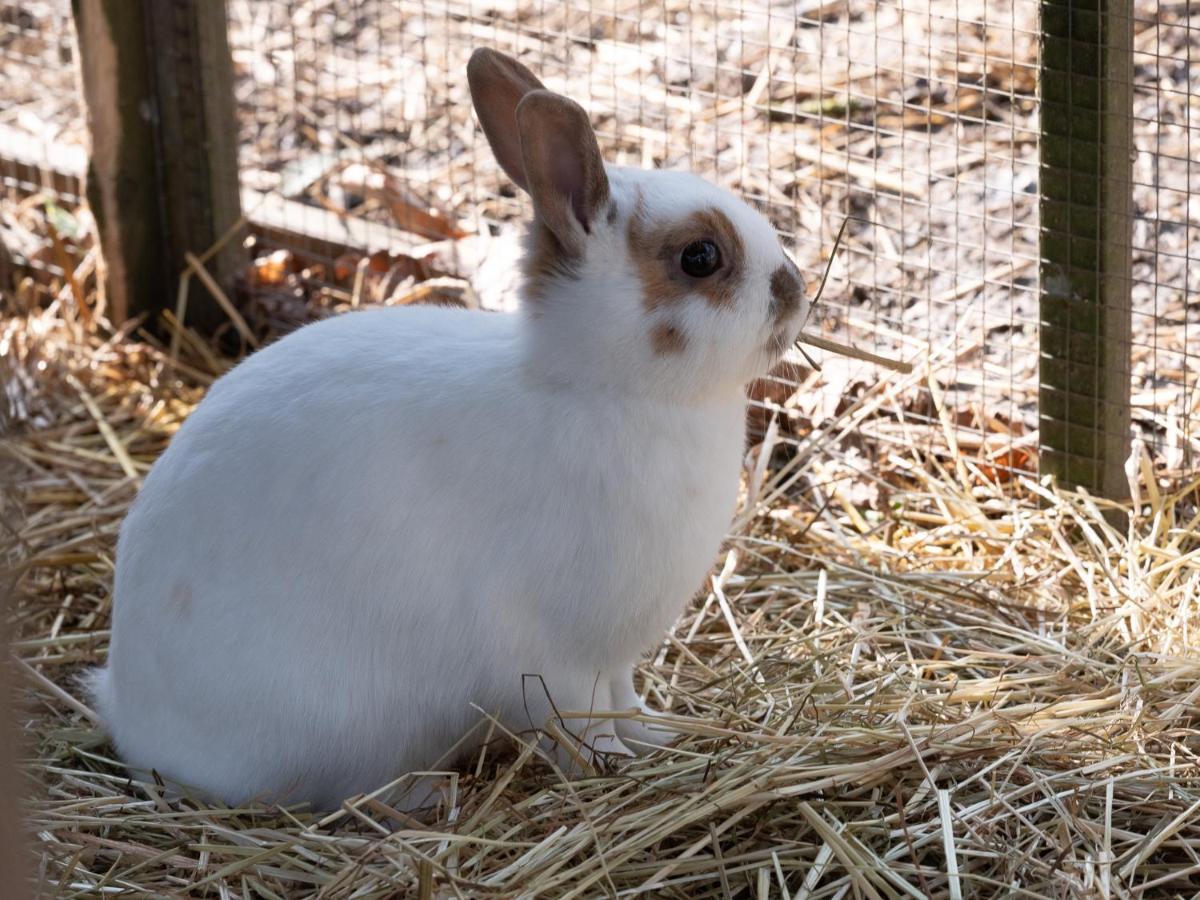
[4,285,1200,896]
[2,2,1199,892]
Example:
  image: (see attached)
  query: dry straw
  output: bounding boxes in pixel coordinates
[3,275,1200,897]
[4,1,1197,892]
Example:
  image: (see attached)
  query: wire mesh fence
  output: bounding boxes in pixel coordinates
[0,0,1196,487]
[0,0,84,299]
[1129,0,1198,478]
[222,0,1048,487]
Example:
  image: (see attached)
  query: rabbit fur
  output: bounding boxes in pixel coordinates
[88,48,809,811]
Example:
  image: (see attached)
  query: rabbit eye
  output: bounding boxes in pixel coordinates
[679,240,722,278]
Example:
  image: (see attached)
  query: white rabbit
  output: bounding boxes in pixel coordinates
[88,48,809,811]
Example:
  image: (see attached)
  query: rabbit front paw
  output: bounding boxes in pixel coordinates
[610,671,677,752]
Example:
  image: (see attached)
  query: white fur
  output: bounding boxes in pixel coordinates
[91,131,807,813]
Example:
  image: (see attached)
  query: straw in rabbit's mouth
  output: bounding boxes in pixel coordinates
[792,218,913,375]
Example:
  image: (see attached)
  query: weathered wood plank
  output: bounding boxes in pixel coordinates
[0,125,418,270]
[71,0,169,324]
[71,0,243,329]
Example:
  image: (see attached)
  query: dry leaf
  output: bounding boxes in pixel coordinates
[334,164,468,241]
[247,249,295,288]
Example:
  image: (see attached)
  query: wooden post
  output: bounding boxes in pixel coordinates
[72,0,242,331]
[0,624,25,900]
[1038,0,1134,500]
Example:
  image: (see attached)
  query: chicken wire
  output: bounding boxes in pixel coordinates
[0,0,1196,484]
[1129,2,1198,480]
[0,0,84,297]
[225,0,1046,485]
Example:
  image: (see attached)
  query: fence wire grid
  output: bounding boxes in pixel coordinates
[0,0,1197,489]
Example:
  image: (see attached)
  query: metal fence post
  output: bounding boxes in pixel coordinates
[71,0,242,330]
[1038,0,1135,500]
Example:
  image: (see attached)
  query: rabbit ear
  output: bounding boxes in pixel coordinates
[516,90,610,258]
[467,48,546,191]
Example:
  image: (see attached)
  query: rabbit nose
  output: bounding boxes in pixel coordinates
[769,261,805,322]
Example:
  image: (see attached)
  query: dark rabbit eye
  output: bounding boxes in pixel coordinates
[680,240,722,278]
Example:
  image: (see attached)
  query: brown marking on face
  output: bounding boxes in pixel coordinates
[769,258,804,324]
[626,197,746,312]
[651,322,687,355]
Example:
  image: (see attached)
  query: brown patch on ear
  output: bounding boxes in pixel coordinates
[516,90,610,258]
[467,49,546,190]
[769,259,804,323]
[627,200,746,311]
[651,322,687,355]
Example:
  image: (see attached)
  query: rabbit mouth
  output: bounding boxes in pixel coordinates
[765,325,797,361]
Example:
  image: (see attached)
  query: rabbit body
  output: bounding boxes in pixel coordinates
[93,49,809,810]
[94,304,745,808]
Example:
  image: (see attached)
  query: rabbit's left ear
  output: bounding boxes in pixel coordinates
[467,48,546,191]
[516,90,610,258]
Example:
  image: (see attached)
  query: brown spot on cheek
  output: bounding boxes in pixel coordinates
[769,261,804,323]
[626,195,746,311]
[651,322,687,355]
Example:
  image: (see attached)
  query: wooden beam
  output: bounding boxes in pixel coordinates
[1038,0,1134,501]
[71,0,243,330]
[0,126,420,272]
[0,619,26,900]
[241,189,418,263]
[0,131,84,200]
[71,0,167,325]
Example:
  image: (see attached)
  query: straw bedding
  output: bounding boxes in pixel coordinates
[2,1,1199,890]
[3,289,1199,897]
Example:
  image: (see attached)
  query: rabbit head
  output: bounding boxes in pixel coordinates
[468,48,809,403]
